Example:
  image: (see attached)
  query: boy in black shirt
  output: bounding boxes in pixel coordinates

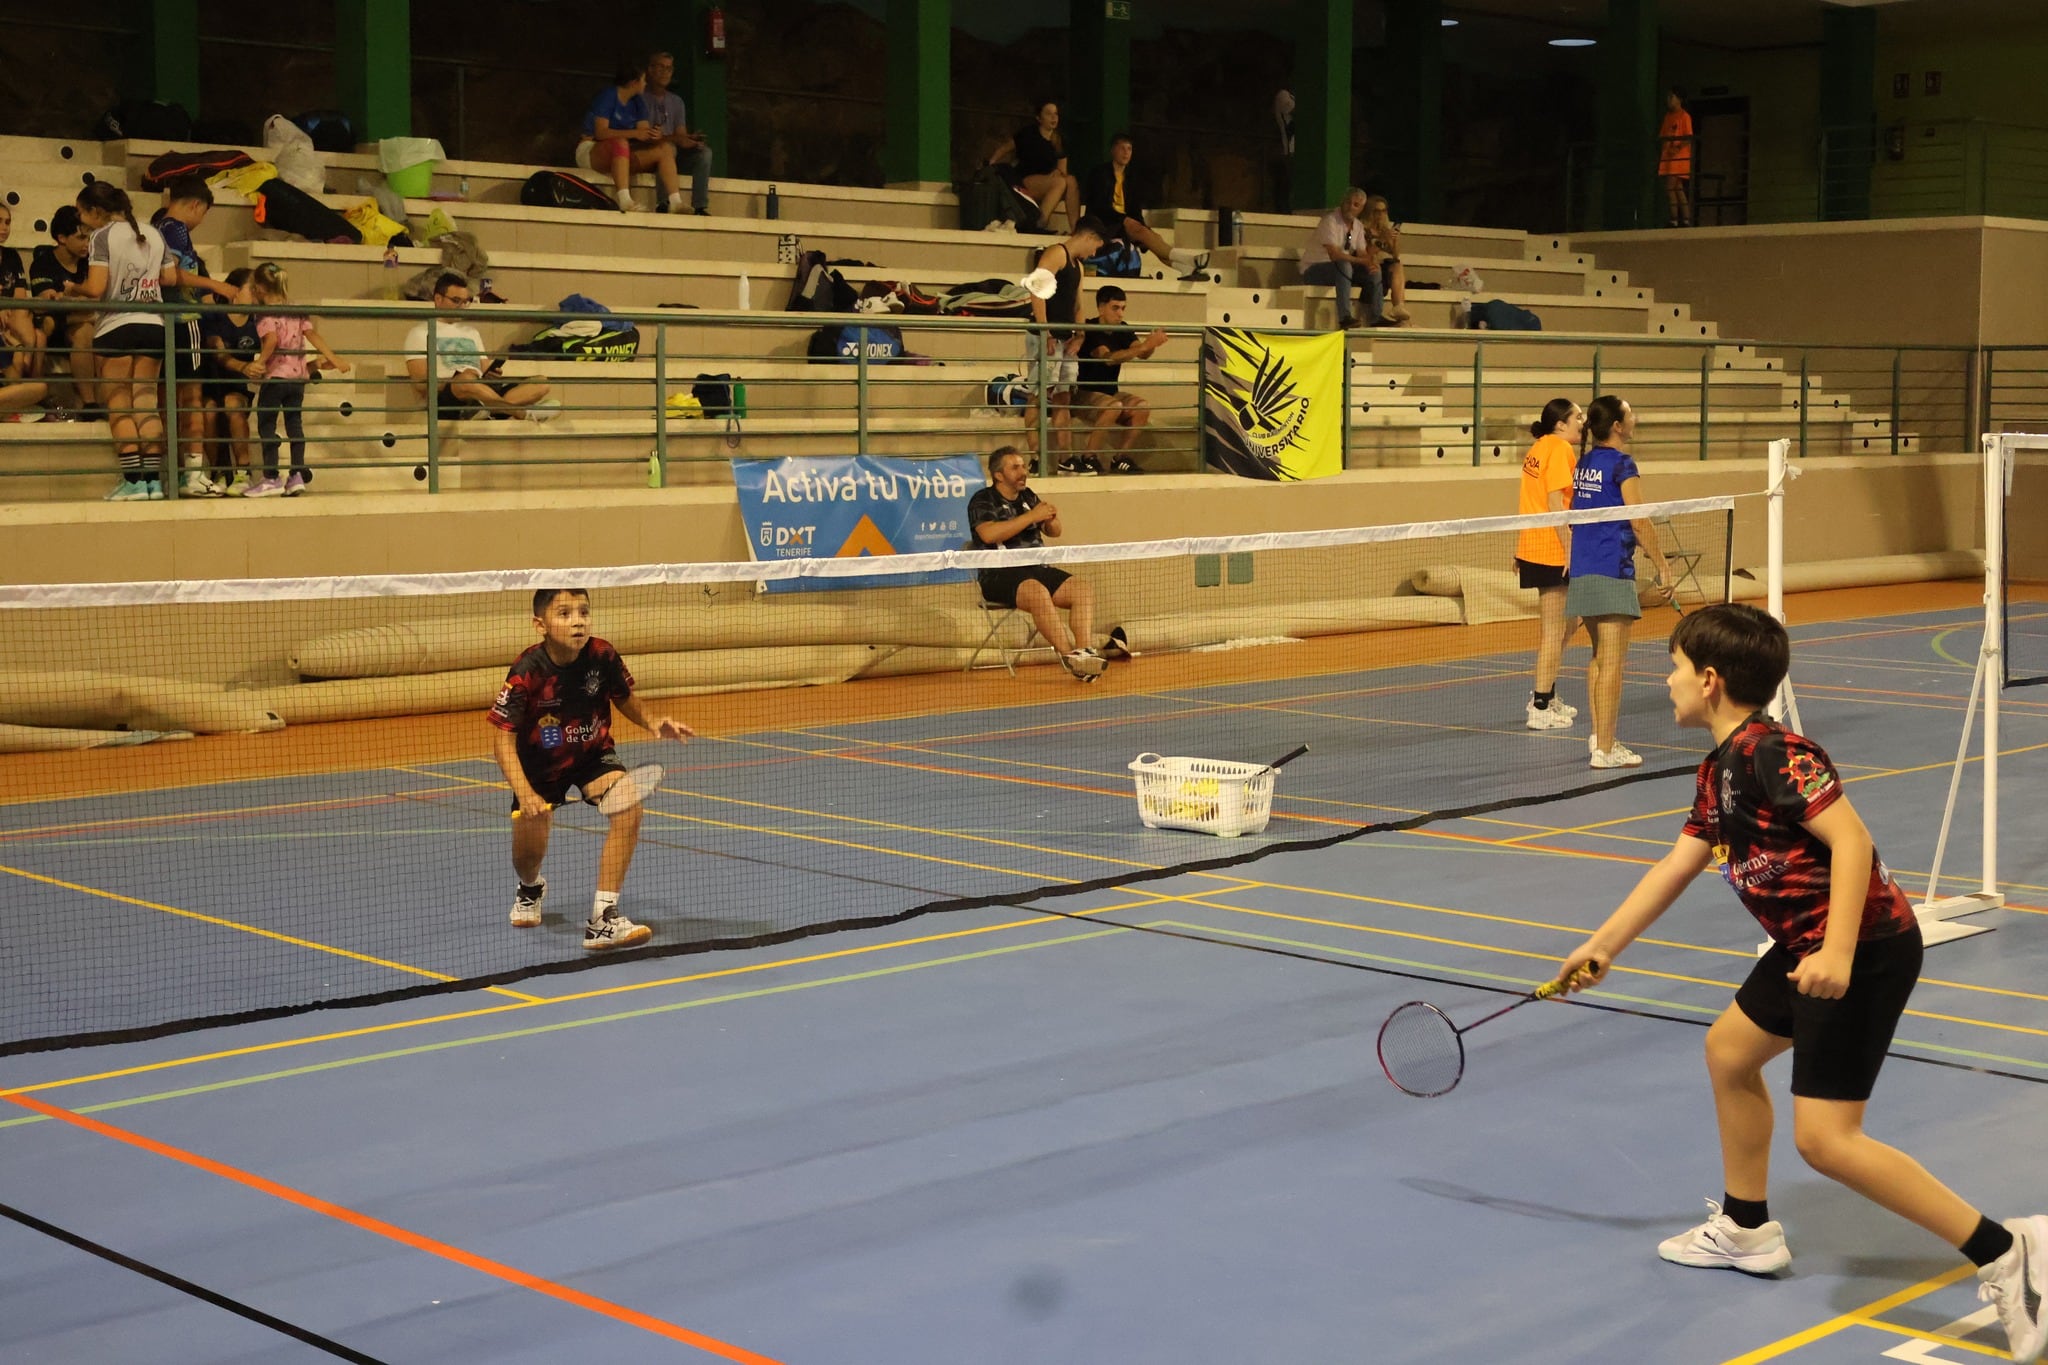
[1558,604,2045,1362]
[1069,285,1167,475]
[30,206,93,409]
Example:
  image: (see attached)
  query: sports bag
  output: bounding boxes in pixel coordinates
[785,251,857,312]
[1083,241,1143,278]
[692,373,748,416]
[509,318,642,360]
[90,100,193,142]
[520,170,617,211]
[251,178,362,244]
[292,109,356,153]
[142,149,254,192]
[1464,299,1542,331]
[810,325,904,365]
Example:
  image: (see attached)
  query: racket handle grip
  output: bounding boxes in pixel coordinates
[1535,963,1601,999]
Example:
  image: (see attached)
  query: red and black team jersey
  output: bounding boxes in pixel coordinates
[1682,713,1916,957]
[488,637,635,786]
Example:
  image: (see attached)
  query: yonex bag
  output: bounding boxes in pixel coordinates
[520,170,617,211]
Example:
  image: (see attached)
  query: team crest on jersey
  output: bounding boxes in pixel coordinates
[537,712,563,748]
[582,670,603,696]
[1782,751,1833,800]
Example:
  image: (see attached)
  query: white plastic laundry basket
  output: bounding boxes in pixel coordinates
[1127,753,1278,838]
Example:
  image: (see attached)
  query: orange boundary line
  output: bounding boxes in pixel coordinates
[3,1091,786,1365]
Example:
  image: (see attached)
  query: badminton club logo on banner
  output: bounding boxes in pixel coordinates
[731,454,982,592]
[1201,327,1343,481]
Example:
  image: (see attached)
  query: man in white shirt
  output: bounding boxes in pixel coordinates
[644,52,714,216]
[1298,187,1388,329]
[404,273,553,421]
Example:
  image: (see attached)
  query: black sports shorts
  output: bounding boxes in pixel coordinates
[1515,557,1569,590]
[438,379,520,421]
[1736,926,1923,1101]
[511,748,627,813]
[978,564,1071,608]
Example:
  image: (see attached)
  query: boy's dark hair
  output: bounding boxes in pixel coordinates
[49,205,82,239]
[1669,603,1788,708]
[532,587,589,618]
[433,271,470,298]
[614,54,648,85]
[167,176,214,207]
[1110,130,1133,147]
[1073,214,1110,242]
[986,444,1024,476]
[1585,393,1629,443]
[1095,284,1127,306]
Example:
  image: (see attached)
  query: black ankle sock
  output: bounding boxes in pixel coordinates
[1532,689,1555,709]
[1721,1194,1770,1230]
[1960,1215,2015,1268]
[518,879,545,896]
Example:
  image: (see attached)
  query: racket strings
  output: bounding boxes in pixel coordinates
[1377,1001,1466,1097]
[593,763,665,815]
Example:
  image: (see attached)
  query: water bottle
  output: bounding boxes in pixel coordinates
[765,185,779,220]
[459,178,470,199]
[478,276,493,300]
[647,449,662,488]
[738,273,751,310]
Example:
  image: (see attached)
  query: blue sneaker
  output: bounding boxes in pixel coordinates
[104,478,153,502]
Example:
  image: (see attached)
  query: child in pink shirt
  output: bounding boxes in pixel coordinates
[248,262,348,496]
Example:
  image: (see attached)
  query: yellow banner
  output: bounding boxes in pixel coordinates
[1200,328,1343,480]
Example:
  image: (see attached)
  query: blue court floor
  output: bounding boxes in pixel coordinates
[3,600,2045,1364]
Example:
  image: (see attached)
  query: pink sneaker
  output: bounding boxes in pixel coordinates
[244,476,286,498]
[282,471,309,496]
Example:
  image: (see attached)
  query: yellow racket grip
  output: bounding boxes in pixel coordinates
[1536,963,1602,999]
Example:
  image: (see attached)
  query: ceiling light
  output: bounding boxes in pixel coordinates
[1549,37,1597,47]
[1441,17,1459,25]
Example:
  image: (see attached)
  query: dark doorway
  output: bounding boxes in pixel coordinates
[1690,94,1751,225]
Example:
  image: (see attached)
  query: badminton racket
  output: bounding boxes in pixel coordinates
[511,763,665,819]
[1376,964,1600,1098]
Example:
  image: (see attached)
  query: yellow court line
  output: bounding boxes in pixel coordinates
[1852,1316,2013,1359]
[1716,1264,1977,1364]
[3,898,1179,1100]
[0,784,486,840]
[0,861,538,1001]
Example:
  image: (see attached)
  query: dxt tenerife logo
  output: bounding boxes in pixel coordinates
[1206,328,1312,477]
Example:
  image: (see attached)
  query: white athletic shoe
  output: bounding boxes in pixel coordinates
[1590,743,1643,769]
[509,882,545,928]
[1981,1215,2048,1364]
[1525,700,1574,730]
[1658,1200,1792,1276]
[1549,699,1578,721]
[583,909,653,951]
[1060,649,1106,682]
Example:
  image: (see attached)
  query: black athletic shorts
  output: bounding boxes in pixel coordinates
[1736,926,1923,1101]
[93,321,169,361]
[978,564,1071,608]
[1515,557,1569,590]
[438,379,519,422]
[510,748,627,813]
[167,319,204,383]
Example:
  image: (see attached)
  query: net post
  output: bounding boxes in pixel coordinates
[1764,439,1802,730]
[424,314,441,493]
[1913,428,2010,944]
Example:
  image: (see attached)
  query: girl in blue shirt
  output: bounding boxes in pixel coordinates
[1564,395,1671,769]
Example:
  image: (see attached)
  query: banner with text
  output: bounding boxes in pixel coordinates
[731,455,982,593]
[1201,327,1343,481]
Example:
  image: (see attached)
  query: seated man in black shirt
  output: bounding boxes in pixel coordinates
[1067,284,1168,475]
[966,445,1130,681]
[1081,132,1209,281]
[29,206,94,410]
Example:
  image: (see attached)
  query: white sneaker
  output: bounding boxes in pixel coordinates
[1060,649,1106,682]
[524,398,562,423]
[583,909,653,951]
[181,472,221,498]
[1525,700,1574,730]
[1980,1215,2048,1364]
[1549,699,1578,721]
[1658,1200,1792,1276]
[1590,743,1644,769]
[509,882,545,928]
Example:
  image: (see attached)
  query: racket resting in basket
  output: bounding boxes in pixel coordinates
[1376,963,1602,1098]
[512,763,665,819]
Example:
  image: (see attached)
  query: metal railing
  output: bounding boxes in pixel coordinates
[1,298,2013,503]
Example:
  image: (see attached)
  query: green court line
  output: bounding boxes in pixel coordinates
[0,925,1130,1131]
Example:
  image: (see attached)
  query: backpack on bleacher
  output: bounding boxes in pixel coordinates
[807,325,904,365]
[1083,241,1143,278]
[520,170,618,212]
[786,251,857,312]
[510,318,642,360]
[90,99,193,142]
[251,178,363,244]
[142,150,254,192]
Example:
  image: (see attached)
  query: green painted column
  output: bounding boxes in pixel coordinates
[335,0,412,143]
[1068,0,1131,178]
[659,2,729,164]
[1819,5,1876,221]
[1595,0,1658,230]
[884,0,951,188]
[1292,0,1354,212]
[134,0,201,115]
[1380,0,1444,221]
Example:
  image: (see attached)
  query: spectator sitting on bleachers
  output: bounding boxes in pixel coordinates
[643,51,712,216]
[1080,132,1209,282]
[1,320,48,420]
[1361,194,1413,325]
[984,99,1082,234]
[1070,284,1167,476]
[30,206,94,413]
[0,203,34,377]
[405,272,554,422]
[574,56,687,214]
[1299,187,1390,330]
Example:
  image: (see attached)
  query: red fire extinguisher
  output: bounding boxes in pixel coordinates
[706,5,727,58]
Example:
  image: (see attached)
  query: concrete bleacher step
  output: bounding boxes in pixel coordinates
[1228,248,1616,299]
[1154,209,1534,263]
[1427,366,1799,411]
[1298,289,1707,337]
[1361,411,1917,468]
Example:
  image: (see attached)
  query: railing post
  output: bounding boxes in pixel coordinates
[1890,348,1902,456]
[425,314,441,493]
[652,320,669,487]
[1978,347,1994,441]
[1340,336,1352,470]
[1469,339,1483,467]
[1033,325,1051,476]
[856,333,870,456]
[1591,344,1602,401]
[162,317,180,498]
[1797,351,1810,461]
[1698,348,1711,461]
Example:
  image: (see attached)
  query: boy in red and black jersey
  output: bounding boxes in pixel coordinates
[489,588,693,951]
[1557,604,2045,1361]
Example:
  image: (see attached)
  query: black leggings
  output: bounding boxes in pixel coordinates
[257,381,307,478]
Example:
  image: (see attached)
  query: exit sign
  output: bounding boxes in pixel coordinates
[1106,0,1130,18]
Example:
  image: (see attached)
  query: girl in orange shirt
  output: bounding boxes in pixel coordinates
[1659,90,1694,228]
[1516,397,1585,730]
